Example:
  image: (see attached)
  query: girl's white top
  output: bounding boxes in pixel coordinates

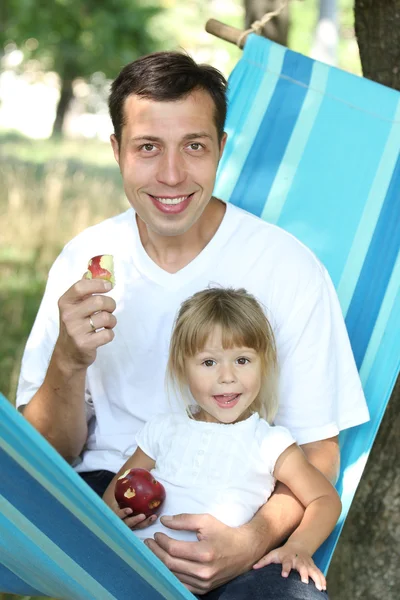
[132,411,295,542]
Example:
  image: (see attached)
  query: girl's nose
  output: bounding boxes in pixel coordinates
[218,365,236,384]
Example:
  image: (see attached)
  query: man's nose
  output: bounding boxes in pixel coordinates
[156,150,187,187]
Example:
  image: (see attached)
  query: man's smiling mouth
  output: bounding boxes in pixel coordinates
[149,193,194,205]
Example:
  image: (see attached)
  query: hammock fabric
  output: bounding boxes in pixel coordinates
[1,33,400,599]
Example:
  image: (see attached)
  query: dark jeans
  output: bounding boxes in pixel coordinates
[81,470,329,600]
[79,468,116,497]
[198,565,329,599]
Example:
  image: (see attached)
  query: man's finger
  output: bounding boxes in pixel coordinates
[70,292,116,318]
[144,537,208,576]
[84,327,115,348]
[83,310,117,332]
[160,513,207,532]
[167,570,210,593]
[151,532,213,562]
[62,278,113,303]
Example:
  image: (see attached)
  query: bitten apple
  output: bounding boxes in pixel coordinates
[84,255,115,285]
[115,468,166,517]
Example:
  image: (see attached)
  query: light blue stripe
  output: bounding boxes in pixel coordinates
[320,64,400,122]
[360,250,400,386]
[261,60,330,223]
[0,413,192,600]
[338,99,400,315]
[0,495,116,600]
[214,42,286,202]
[276,69,398,285]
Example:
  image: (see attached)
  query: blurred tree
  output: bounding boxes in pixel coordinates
[2,0,164,136]
[311,0,338,65]
[244,0,290,45]
[328,2,400,599]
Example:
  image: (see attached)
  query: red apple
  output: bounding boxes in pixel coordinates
[115,468,166,517]
[84,255,115,284]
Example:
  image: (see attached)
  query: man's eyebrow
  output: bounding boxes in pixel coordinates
[130,135,162,143]
[182,132,213,141]
[130,132,213,143]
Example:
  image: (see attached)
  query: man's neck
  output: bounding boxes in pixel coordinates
[137,198,226,274]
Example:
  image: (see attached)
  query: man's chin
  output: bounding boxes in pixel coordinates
[135,203,211,239]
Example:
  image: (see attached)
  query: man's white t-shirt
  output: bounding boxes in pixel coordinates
[132,412,296,542]
[16,202,369,473]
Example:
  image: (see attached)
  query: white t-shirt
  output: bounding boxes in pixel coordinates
[132,412,296,542]
[16,202,369,473]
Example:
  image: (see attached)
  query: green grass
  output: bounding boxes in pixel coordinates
[0,133,128,403]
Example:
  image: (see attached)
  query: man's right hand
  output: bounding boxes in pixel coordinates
[55,277,117,372]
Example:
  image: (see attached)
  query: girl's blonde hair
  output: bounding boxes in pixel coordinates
[167,287,279,423]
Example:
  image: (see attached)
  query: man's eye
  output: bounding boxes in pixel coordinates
[203,359,215,367]
[141,144,155,152]
[189,143,202,151]
[236,357,249,365]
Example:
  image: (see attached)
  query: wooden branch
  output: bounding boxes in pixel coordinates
[205,19,247,49]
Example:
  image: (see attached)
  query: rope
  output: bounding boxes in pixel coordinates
[237,0,289,48]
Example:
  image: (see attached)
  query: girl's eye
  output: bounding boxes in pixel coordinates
[236,357,250,365]
[203,359,216,367]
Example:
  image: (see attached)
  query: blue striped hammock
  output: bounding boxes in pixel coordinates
[1,33,399,599]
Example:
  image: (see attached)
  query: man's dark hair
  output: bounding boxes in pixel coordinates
[108,51,228,146]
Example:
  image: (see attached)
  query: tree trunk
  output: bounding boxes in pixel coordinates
[51,76,74,137]
[244,0,289,46]
[311,0,338,65]
[328,4,400,598]
[328,379,400,599]
[353,0,400,90]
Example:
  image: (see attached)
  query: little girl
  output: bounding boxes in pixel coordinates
[103,287,341,592]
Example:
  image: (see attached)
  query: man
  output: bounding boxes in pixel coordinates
[17,51,369,599]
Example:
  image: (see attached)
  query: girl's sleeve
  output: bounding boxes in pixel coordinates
[135,414,168,461]
[259,422,297,473]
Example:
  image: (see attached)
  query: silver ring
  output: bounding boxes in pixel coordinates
[89,315,96,332]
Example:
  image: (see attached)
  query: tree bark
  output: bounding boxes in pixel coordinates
[244,0,289,46]
[354,0,400,90]
[328,4,400,598]
[51,76,74,137]
[328,379,400,599]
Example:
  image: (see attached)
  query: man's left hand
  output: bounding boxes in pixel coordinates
[143,513,263,595]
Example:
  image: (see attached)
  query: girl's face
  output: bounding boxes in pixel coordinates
[184,326,263,424]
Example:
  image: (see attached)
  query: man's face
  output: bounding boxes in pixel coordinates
[111,89,227,238]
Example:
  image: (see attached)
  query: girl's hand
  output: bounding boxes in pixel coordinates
[110,503,158,530]
[253,542,326,592]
